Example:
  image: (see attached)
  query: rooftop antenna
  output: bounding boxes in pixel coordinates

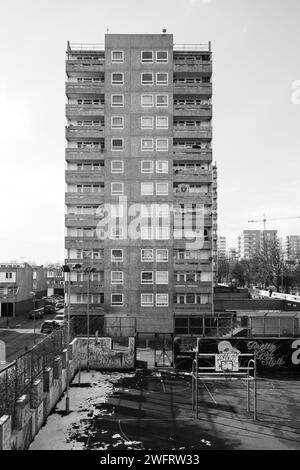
[162,28,167,34]
[107,28,109,33]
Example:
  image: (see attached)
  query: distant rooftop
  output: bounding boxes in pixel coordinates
[67,41,211,52]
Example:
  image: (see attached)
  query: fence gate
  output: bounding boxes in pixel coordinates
[154,333,174,367]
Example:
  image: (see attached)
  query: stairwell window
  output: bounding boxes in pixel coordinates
[141,249,153,262]
[156,138,168,151]
[111,249,123,262]
[141,94,154,107]
[156,182,168,195]
[156,160,168,173]
[111,94,124,107]
[156,116,168,129]
[156,271,168,284]
[111,72,124,85]
[156,94,168,107]
[156,293,168,307]
[156,51,168,63]
[156,73,168,85]
[111,293,124,306]
[141,116,153,129]
[141,73,153,85]
[141,161,153,173]
[111,160,124,173]
[156,249,168,262]
[111,116,124,129]
[111,138,124,151]
[141,182,154,195]
[111,271,123,284]
[111,182,124,195]
[111,51,124,63]
[141,138,153,151]
[141,272,153,284]
[141,294,154,307]
[141,51,153,63]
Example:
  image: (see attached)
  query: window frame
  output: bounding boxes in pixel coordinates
[111,94,124,107]
[111,293,124,306]
[111,72,124,85]
[141,116,154,129]
[156,116,169,129]
[141,50,154,63]
[156,94,169,107]
[156,271,169,285]
[111,137,124,151]
[111,50,124,63]
[141,293,154,307]
[141,72,154,85]
[156,138,169,152]
[156,293,169,307]
[111,271,124,284]
[156,248,168,262]
[156,160,169,174]
[141,248,154,262]
[141,271,154,284]
[156,72,168,85]
[141,94,154,107]
[141,182,154,196]
[111,182,124,196]
[156,50,168,63]
[111,116,124,129]
[141,160,154,174]
[111,226,124,239]
[141,138,154,151]
[111,160,124,173]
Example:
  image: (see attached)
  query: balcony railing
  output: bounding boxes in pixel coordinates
[173,43,211,52]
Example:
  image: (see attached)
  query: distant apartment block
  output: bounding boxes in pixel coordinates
[0,263,34,318]
[44,265,64,296]
[228,247,239,263]
[65,33,216,335]
[285,236,300,263]
[238,230,278,260]
[217,236,226,259]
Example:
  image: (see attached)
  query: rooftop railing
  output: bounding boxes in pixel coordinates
[173,42,211,52]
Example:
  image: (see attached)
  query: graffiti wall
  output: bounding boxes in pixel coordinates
[174,337,300,372]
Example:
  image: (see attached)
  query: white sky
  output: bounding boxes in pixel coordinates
[0,0,299,263]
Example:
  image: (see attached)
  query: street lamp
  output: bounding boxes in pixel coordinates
[84,267,96,372]
[29,292,36,345]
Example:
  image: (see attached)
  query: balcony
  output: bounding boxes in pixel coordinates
[65,192,104,205]
[173,104,212,118]
[69,304,105,316]
[65,148,105,162]
[173,188,212,204]
[65,259,104,271]
[174,259,213,269]
[173,170,212,184]
[173,148,212,162]
[66,104,104,118]
[174,83,212,96]
[65,236,104,249]
[66,60,104,74]
[173,127,212,139]
[65,214,104,227]
[66,83,104,98]
[173,61,212,74]
[65,170,104,184]
[173,282,212,292]
[174,239,212,250]
[65,126,104,140]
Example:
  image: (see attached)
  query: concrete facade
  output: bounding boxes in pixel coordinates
[238,230,278,260]
[0,263,33,318]
[65,34,215,334]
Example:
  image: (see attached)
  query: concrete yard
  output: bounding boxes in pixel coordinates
[29,369,300,450]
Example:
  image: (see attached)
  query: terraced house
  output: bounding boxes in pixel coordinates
[65,33,217,335]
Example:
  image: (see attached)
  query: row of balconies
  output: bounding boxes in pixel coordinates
[65,60,211,75]
[65,103,212,119]
[65,82,212,98]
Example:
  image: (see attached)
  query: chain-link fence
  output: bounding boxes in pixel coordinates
[0,325,67,418]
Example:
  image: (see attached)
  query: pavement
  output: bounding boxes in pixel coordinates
[29,368,300,450]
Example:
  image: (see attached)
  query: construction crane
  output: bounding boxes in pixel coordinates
[248,215,300,231]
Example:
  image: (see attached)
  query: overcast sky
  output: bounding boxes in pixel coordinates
[0,0,299,264]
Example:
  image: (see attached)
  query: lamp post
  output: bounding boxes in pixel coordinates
[84,267,96,372]
[29,292,36,345]
[62,265,71,413]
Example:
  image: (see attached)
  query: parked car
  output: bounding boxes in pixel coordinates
[54,314,66,325]
[43,297,56,306]
[55,302,64,310]
[29,309,44,320]
[44,304,56,315]
[40,320,62,334]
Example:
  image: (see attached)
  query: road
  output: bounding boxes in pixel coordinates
[0,309,64,368]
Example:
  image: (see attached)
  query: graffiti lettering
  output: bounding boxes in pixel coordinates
[247,341,285,367]
[291,339,300,365]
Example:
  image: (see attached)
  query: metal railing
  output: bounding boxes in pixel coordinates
[68,43,105,51]
[173,43,211,52]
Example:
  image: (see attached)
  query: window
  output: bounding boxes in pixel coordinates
[111,249,123,262]
[141,73,153,85]
[156,73,168,85]
[111,116,124,129]
[156,249,168,262]
[141,94,154,107]
[141,138,153,151]
[141,116,153,129]
[141,51,153,63]
[156,94,168,107]
[156,271,168,284]
[141,249,153,262]
[141,294,154,307]
[141,182,153,195]
[141,161,153,173]
[111,293,124,306]
[111,271,123,284]
[111,50,124,63]
[156,51,168,63]
[156,116,168,129]
[156,138,168,151]
[156,160,168,173]
[141,272,153,284]
[111,182,124,195]
[5,272,13,279]
[111,138,124,150]
[111,94,124,107]
[111,72,124,85]
[156,293,168,307]
[111,160,124,173]
[111,227,124,239]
